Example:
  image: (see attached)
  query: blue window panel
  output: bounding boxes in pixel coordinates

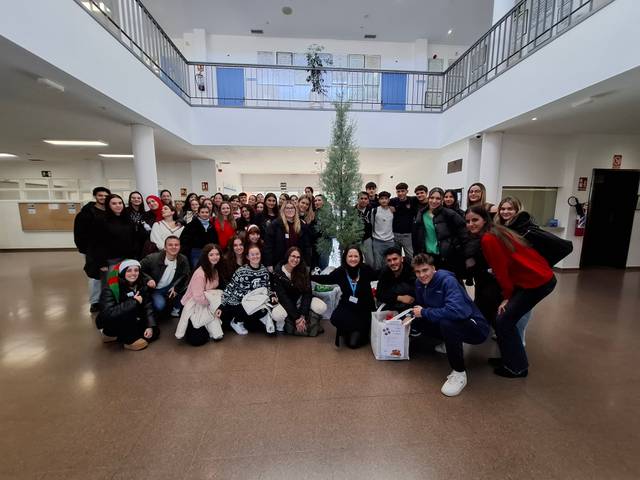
[217,68,245,106]
[381,72,407,111]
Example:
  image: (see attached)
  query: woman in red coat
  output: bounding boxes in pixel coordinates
[214,201,237,251]
[465,205,556,378]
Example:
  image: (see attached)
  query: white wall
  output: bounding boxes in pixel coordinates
[496,133,640,268]
[176,32,434,71]
[241,174,320,194]
[427,44,467,68]
[439,0,640,147]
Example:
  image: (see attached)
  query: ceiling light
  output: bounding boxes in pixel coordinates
[43,140,108,146]
[0,153,18,158]
[282,6,293,15]
[37,78,65,93]
[99,154,134,158]
[364,34,377,39]
[250,29,264,34]
[447,29,453,35]
[531,117,538,121]
[571,97,593,108]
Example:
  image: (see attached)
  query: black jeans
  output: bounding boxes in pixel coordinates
[496,276,557,374]
[219,304,270,333]
[415,316,489,372]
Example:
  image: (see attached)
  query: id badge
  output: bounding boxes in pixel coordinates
[349,295,358,304]
[285,233,290,239]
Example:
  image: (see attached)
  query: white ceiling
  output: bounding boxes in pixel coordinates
[143,0,494,44]
[0,38,208,165]
[489,67,640,135]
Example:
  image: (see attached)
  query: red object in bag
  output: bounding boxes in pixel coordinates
[385,312,394,321]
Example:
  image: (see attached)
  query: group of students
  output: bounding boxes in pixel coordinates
[74,180,558,397]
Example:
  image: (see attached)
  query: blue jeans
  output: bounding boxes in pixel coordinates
[151,285,182,313]
[190,248,202,268]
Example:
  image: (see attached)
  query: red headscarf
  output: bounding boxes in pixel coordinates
[145,195,163,222]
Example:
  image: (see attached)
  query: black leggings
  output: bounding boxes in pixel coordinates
[103,317,159,345]
[184,320,209,347]
[219,304,270,333]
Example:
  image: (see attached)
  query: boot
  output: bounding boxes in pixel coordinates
[347,331,362,349]
[334,329,345,349]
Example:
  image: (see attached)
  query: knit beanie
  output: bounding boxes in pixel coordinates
[107,259,141,300]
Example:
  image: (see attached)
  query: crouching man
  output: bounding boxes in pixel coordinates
[141,236,191,317]
[411,253,489,397]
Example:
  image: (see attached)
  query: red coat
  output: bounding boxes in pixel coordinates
[480,232,553,299]
[214,219,236,250]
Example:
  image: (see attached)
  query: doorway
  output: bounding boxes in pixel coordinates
[580,169,640,269]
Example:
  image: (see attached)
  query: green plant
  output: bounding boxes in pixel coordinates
[306,44,331,95]
[316,100,363,255]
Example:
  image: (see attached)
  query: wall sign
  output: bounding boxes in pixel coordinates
[201,182,209,192]
[612,154,622,169]
[280,182,287,191]
[41,170,52,177]
[577,177,588,191]
[180,188,187,197]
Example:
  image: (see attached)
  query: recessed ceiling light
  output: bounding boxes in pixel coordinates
[0,153,18,158]
[281,6,293,15]
[250,29,264,34]
[99,154,134,158]
[43,140,108,146]
[36,77,65,93]
[364,34,377,39]
[447,29,453,35]
[571,97,593,108]
[531,117,538,121]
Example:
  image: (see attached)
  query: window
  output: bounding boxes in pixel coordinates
[501,187,558,226]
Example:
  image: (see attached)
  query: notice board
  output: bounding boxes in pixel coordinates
[18,202,81,231]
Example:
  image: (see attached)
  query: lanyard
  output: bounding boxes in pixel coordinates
[346,270,359,297]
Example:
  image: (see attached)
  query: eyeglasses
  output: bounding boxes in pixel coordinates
[289,255,301,260]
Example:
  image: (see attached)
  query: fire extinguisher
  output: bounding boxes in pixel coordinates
[568,196,586,236]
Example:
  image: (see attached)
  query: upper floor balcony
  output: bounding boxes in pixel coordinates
[76,0,612,113]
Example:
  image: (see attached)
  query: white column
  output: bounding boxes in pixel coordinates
[131,124,158,198]
[190,159,217,194]
[492,0,516,24]
[479,132,503,204]
[465,137,483,188]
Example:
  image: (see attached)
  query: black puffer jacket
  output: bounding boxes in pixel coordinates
[272,262,313,319]
[96,282,156,330]
[412,206,469,260]
[264,219,312,268]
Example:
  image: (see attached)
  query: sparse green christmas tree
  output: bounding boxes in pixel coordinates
[316,101,364,256]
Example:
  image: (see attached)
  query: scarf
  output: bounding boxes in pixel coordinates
[146,195,164,222]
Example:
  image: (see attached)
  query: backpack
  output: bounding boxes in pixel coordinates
[523,225,573,266]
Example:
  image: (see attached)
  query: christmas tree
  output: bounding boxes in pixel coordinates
[316,101,364,256]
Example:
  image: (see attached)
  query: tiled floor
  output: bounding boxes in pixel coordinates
[1,251,639,479]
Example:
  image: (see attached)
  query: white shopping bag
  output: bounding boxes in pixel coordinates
[370,305,412,361]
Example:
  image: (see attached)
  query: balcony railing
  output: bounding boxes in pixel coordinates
[76,0,612,112]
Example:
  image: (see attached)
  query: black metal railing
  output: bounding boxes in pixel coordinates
[76,0,612,112]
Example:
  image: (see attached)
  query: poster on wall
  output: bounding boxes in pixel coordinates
[612,154,622,169]
[201,182,209,192]
[577,177,588,191]
[180,188,187,197]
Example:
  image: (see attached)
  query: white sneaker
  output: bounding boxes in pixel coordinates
[230,320,248,335]
[170,307,181,317]
[441,370,467,397]
[434,342,447,354]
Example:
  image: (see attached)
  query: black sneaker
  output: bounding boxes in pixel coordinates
[90,303,101,313]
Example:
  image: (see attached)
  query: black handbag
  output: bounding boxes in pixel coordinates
[523,226,573,266]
